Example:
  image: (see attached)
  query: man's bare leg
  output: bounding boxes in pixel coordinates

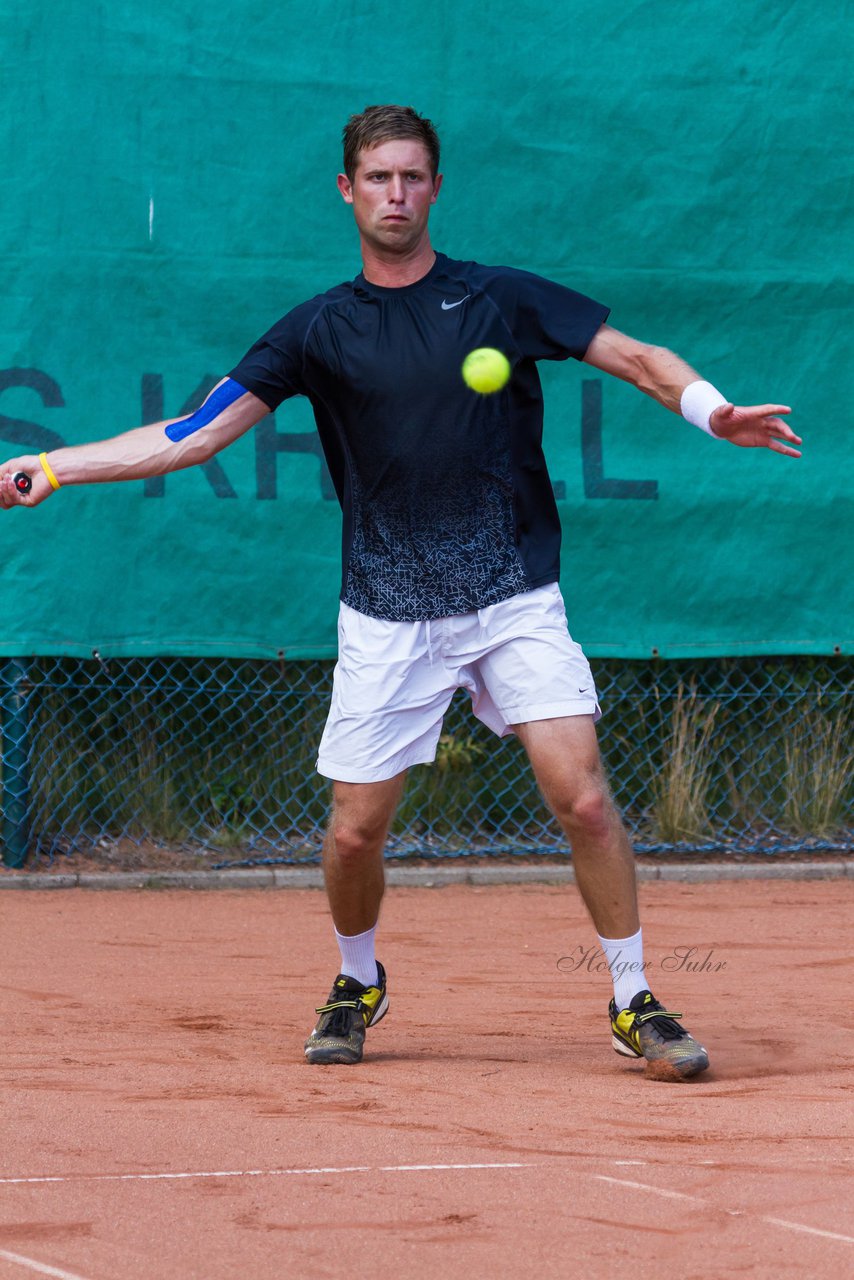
[513,715,638,937]
[305,773,406,1065]
[321,773,406,934]
[514,715,709,1079]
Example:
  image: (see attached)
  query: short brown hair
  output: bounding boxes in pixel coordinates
[342,105,440,181]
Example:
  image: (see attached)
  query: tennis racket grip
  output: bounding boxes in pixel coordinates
[12,471,32,495]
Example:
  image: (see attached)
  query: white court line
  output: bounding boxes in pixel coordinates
[0,1249,92,1280]
[615,1157,854,1168]
[596,1176,699,1204]
[1,1163,849,1250]
[762,1218,854,1245]
[4,1155,848,1187]
[596,1175,854,1246]
[0,1161,530,1187]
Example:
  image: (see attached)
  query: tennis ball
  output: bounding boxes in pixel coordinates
[462,347,511,394]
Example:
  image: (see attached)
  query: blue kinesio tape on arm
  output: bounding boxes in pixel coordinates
[164,379,247,442]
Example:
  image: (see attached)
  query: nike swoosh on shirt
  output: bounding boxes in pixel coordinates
[441,297,470,310]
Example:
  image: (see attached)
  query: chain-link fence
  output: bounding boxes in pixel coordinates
[1,655,851,868]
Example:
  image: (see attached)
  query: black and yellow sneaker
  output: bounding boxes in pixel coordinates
[304,963,388,1065]
[610,989,710,1081]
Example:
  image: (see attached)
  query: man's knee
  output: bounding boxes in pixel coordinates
[325,777,404,865]
[326,810,391,864]
[553,777,616,839]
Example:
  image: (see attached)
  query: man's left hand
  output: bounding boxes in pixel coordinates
[710,403,801,457]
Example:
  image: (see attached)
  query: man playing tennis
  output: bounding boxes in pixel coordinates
[0,105,801,1080]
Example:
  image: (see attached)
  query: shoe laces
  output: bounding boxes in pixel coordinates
[314,994,363,1037]
[634,1001,685,1040]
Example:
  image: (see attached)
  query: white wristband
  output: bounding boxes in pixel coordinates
[680,380,728,438]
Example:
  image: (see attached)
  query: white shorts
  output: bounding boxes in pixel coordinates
[316,583,601,784]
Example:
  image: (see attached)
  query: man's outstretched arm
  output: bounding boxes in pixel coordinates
[582,325,802,458]
[0,379,271,509]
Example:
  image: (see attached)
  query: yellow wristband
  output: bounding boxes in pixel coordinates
[39,452,61,491]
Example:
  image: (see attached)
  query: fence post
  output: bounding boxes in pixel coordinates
[1,658,32,868]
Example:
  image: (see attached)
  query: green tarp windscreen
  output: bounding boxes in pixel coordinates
[2,2,850,657]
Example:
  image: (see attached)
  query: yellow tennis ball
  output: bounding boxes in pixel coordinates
[462,347,511,394]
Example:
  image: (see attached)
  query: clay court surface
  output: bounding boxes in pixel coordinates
[2,879,852,1279]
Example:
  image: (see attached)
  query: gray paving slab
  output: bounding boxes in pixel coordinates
[0,873,79,889]
[653,861,848,882]
[0,860,849,889]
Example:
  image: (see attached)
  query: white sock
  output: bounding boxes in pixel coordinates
[597,928,648,1011]
[334,925,378,988]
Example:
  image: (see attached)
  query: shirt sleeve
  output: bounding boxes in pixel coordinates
[227,299,321,410]
[480,265,610,362]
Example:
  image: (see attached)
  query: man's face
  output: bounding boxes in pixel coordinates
[337,139,442,255]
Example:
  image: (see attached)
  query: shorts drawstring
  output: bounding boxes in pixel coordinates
[426,620,436,666]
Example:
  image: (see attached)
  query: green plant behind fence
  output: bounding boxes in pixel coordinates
[649,686,720,844]
[1,656,851,866]
[782,711,853,838]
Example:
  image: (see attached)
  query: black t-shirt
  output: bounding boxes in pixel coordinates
[229,252,609,621]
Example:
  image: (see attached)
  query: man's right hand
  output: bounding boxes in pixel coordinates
[0,457,55,509]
